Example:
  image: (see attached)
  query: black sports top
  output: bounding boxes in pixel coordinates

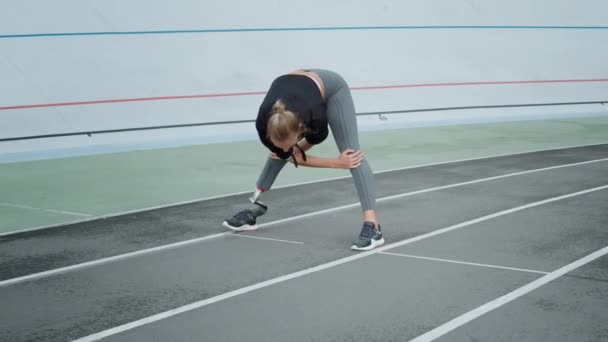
[256,74,328,160]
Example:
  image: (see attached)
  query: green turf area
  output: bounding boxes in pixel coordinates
[1,117,607,234]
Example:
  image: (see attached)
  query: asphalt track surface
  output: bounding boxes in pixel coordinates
[1,144,607,342]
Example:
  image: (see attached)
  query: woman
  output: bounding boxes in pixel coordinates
[222,69,384,251]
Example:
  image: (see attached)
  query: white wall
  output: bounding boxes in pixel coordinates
[1,0,607,161]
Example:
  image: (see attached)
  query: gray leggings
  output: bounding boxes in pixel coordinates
[256,69,376,211]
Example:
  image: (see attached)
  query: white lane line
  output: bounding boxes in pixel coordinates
[69,184,608,342]
[408,244,608,342]
[3,142,607,236]
[231,233,304,245]
[2,159,607,287]
[260,157,608,228]
[0,232,229,287]
[379,252,549,275]
[0,202,92,217]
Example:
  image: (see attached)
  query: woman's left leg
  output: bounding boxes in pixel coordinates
[311,69,384,251]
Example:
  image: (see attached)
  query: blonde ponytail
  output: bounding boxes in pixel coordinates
[267,99,301,143]
[270,100,287,115]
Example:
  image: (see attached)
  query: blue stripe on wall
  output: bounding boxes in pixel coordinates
[2,25,608,39]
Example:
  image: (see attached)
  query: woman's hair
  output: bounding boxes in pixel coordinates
[267,99,302,143]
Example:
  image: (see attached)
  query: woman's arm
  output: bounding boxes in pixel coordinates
[291,148,364,169]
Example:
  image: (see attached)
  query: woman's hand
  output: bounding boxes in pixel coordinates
[338,149,364,169]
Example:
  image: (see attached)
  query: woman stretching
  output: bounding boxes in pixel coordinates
[223,69,384,251]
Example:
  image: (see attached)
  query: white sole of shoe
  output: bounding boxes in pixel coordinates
[222,221,258,231]
[350,237,385,251]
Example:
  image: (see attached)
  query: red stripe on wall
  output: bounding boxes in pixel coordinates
[2,78,607,111]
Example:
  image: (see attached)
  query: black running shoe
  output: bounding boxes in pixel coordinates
[222,201,267,231]
[222,209,257,231]
[350,222,384,251]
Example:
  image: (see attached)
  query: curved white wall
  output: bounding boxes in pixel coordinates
[1,0,607,160]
